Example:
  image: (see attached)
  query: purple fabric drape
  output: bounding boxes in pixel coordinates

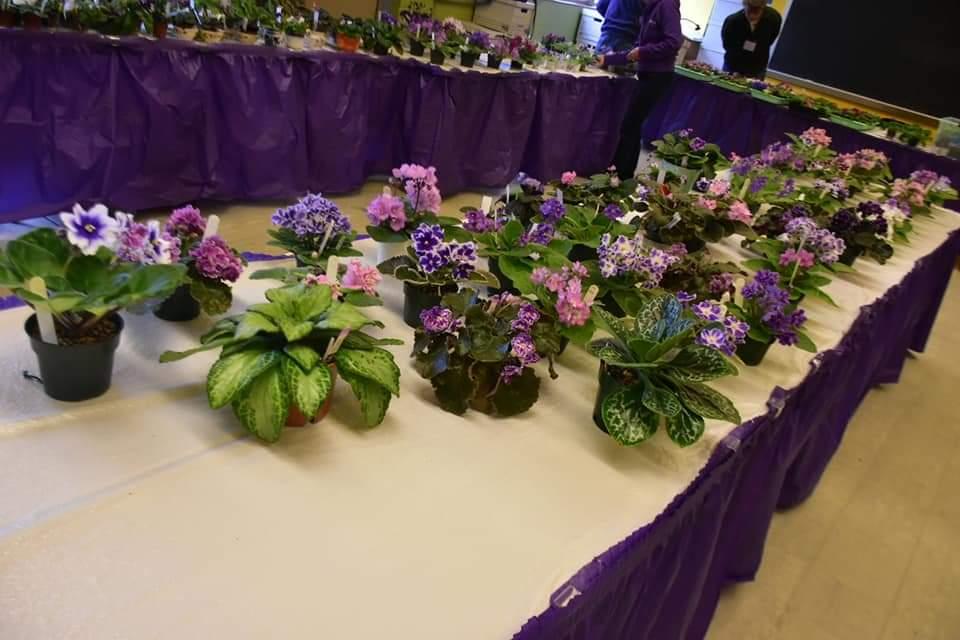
[0,29,636,222]
[514,230,960,640]
[644,76,960,211]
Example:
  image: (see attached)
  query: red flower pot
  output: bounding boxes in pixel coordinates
[335,33,361,53]
[153,20,168,39]
[23,13,43,30]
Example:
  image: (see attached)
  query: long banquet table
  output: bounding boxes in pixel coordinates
[1,209,958,639]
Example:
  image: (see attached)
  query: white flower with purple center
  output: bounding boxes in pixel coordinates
[60,203,119,255]
[693,300,725,323]
[697,328,732,354]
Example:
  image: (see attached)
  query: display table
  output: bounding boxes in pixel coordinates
[1,211,957,639]
[644,76,960,212]
[0,29,635,223]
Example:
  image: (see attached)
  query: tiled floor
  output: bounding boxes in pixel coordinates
[4,181,959,639]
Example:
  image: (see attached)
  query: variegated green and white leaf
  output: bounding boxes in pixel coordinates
[676,381,741,424]
[592,307,634,345]
[601,388,660,446]
[666,346,738,383]
[281,356,331,418]
[334,347,400,396]
[231,365,289,443]
[234,311,279,340]
[666,408,705,447]
[641,384,682,418]
[634,295,667,342]
[588,338,633,364]
[207,348,280,409]
[340,370,392,427]
[284,343,321,371]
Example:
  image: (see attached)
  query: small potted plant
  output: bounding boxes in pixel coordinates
[488,35,510,69]
[270,193,362,267]
[304,7,331,48]
[412,290,562,417]
[281,15,307,49]
[826,202,895,266]
[378,223,498,327]
[160,281,403,441]
[743,216,846,304]
[593,232,682,316]
[722,271,815,366]
[470,214,572,297]
[652,129,728,182]
[170,8,198,40]
[367,11,402,55]
[528,262,599,346]
[428,19,461,65]
[461,30,489,68]
[403,12,432,56]
[0,205,186,401]
[588,298,742,447]
[334,15,363,52]
[889,170,957,215]
[510,34,539,70]
[785,127,837,165]
[147,206,246,321]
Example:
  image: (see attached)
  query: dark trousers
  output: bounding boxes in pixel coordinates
[612,71,675,180]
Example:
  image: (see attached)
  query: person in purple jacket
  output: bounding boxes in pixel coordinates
[599,0,683,180]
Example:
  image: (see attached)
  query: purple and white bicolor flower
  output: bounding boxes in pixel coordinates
[60,203,119,255]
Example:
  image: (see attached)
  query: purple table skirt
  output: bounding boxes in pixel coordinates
[515,230,959,639]
[644,76,960,212]
[0,29,635,222]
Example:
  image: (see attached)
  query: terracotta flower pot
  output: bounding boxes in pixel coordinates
[26,314,123,402]
[336,32,361,53]
[286,366,337,427]
[153,20,168,39]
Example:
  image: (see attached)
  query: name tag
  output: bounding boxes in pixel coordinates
[743,40,757,53]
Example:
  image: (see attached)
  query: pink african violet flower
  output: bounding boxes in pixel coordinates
[708,179,730,197]
[367,194,407,231]
[698,197,718,211]
[556,278,591,326]
[800,127,832,147]
[341,260,382,295]
[407,183,442,214]
[836,154,857,171]
[561,171,577,186]
[727,201,753,224]
[304,273,341,297]
[165,205,206,237]
[392,164,438,187]
[779,248,815,269]
[189,236,243,282]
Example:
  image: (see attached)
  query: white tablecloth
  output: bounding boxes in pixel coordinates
[1,210,957,639]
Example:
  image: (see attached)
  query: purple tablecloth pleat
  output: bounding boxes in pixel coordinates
[514,230,960,640]
[0,29,637,222]
[644,76,960,211]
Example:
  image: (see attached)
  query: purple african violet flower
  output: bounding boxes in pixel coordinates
[412,224,444,253]
[511,333,540,366]
[690,137,707,152]
[519,222,555,247]
[367,194,408,232]
[677,291,697,305]
[512,303,541,332]
[165,205,206,237]
[190,236,243,282]
[463,208,502,233]
[698,327,734,356]
[709,273,735,296]
[273,193,351,239]
[467,30,490,49]
[500,364,524,385]
[693,300,725,323]
[60,203,119,255]
[540,198,566,223]
[603,203,624,220]
[420,306,456,334]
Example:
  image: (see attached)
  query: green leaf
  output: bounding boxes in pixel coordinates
[334,347,400,396]
[588,338,632,363]
[6,228,69,280]
[490,366,540,417]
[316,302,379,331]
[634,296,669,342]
[501,220,524,246]
[665,408,705,447]
[431,365,472,415]
[277,318,315,343]
[249,266,296,281]
[158,336,238,363]
[65,255,111,294]
[282,356,332,418]
[742,258,770,272]
[559,320,596,346]
[340,369,392,427]
[829,262,857,273]
[676,381,740,424]
[342,291,383,307]
[284,343,321,371]
[496,256,534,294]
[190,278,233,316]
[294,284,333,320]
[207,348,281,409]
[801,286,837,307]
[234,311,279,340]
[645,328,695,363]
[601,388,660,446]
[667,345,738,382]
[593,307,634,345]
[125,264,187,301]
[366,226,408,243]
[642,384,682,418]
[231,365,289,443]
[794,330,818,353]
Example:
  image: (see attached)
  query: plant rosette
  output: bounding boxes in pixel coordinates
[461,30,489,66]
[527,263,599,345]
[827,202,896,265]
[588,298,742,447]
[743,216,846,305]
[591,233,684,316]
[831,148,892,191]
[334,15,363,51]
[366,12,403,55]
[0,204,186,400]
[365,164,468,243]
[652,130,728,180]
[159,282,403,442]
[377,224,498,327]
[888,170,958,215]
[722,271,816,365]
[270,193,361,267]
[785,127,838,166]
[251,259,385,312]
[412,290,562,417]
[470,217,572,297]
[656,245,743,304]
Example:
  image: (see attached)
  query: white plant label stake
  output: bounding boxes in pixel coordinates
[557,189,564,204]
[480,195,493,214]
[505,184,511,203]
[203,214,220,240]
[27,277,58,344]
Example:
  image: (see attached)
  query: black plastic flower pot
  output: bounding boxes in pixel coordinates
[510,60,523,70]
[373,43,389,55]
[154,284,201,322]
[593,362,629,433]
[429,49,445,65]
[598,291,624,317]
[736,337,774,367]
[409,40,425,56]
[839,245,864,267]
[403,282,456,328]
[568,244,597,263]
[558,336,570,356]
[486,257,520,296]
[487,54,502,69]
[461,51,477,68]
[26,314,123,402]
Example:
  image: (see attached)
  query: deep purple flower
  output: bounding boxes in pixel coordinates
[272,193,351,238]
[676,291,697,305]
[467,30,490,49]
[831,208,858,233]
[520,222,555,247]
[500,364,524,385]
[697,328,733,356]
[540,198,566,223]
[512,303,541,332]
[463,208,501,233]
[190,236,243,282]
[603,203,624,220]
[165,205,206,237]
[694,177,711,193]
[750,176,769,194]
[693,300,725,323]
[420,306,456,334]
[709,273,735,296]
[412,223,444,253]
[511,333,540,366]
[690,137,707,152]
[754,269,781,288]
[418,251,446,274]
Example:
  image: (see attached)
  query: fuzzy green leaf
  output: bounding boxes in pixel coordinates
[601,388,660,446]
[295,284,333,320]
[794,331,818,354]
[317,302,380,331]
[190,278,233,316]
[334,347,400,396]
[282,356,331,418]
[231,365,289,443]
[430,365,471,415]
[340,369,392,427]
[490,366,540,417]
[676,382,741,424]
[283,343,321,371]
[234,311,279,340]
[667,345,738,383]
[207,348,280,409]
[6,228,69,280]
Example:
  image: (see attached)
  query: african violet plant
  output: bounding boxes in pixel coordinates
[366,164,467,243]
[588,298,742,447]
[270,193,361,267]
[652,129,727,180]
[888,170,958,215]
[528,262,599,344]
[827,202,895,265]
[785,128,837,166]
[160,282,403,442]
[412,290,562,417]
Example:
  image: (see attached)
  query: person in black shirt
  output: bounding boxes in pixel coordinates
[721,0,783,78]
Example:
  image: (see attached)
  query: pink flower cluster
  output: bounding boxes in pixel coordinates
[116,213,181,265]
[560,171,577,186]
[304,273,340,298]
[392,164,438,187]
[530,262,593,327]
[165,205,206,238]
[708,179,731,197]
[189,236,243,282]
[390,164,442,215]
[800,127,832,147]
[727,201,754,224]
[890,179,927,207]
[367,194,407,231]
[779,248,815,269]
[341,260,382,295]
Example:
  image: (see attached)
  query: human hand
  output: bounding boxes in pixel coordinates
[627,47,641,62]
